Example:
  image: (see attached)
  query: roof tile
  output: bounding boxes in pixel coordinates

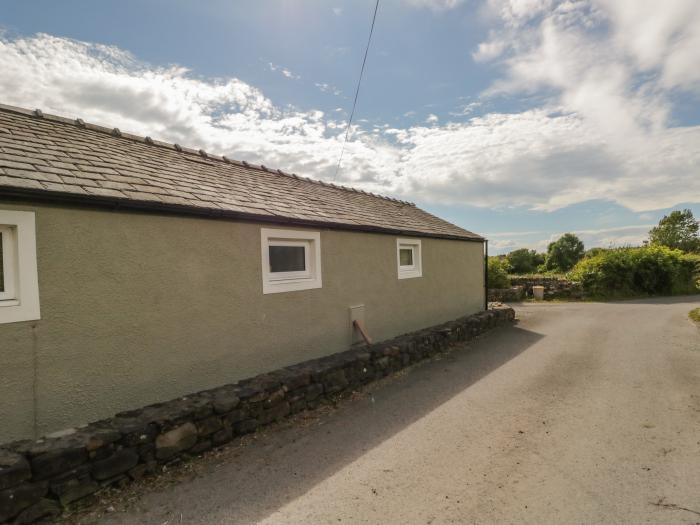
[0,105,482,240]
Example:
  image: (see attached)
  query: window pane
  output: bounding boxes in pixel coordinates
[0,231,4,292]
[269,245,306,272]
[399,247,413,266]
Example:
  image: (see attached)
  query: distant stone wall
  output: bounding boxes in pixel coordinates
[509,276,583,300]
[0,305,515,524]
[488,286,525,303]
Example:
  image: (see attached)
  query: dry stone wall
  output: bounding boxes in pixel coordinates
[0,305,515,524]
[509,277,583,300]
[488,286,525,303]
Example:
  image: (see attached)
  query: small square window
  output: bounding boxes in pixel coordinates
[0,210,40,324]
[261,228,322,294]
[0,226,15,299]
[269,244,307,273]
[399,247,414,267]
[397,238,422,279]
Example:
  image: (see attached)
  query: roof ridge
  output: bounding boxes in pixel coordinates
[0,103,415,207]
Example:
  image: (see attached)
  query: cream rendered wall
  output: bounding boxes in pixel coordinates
[0,201,484,443]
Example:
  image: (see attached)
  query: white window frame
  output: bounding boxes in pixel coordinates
[397,238,422,279]
[261,228,322,294]
[0,210,40,324]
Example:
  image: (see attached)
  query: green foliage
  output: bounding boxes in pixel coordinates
[684,252,700,289]
[584,247,607,258]
[568,245,699,298]
[545,233,585,272]
[648,209,700,252]
[506,248,545,274]
[690,308,700,323]
[487,257,510,288]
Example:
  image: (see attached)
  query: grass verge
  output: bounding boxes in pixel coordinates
[690,308,700,323]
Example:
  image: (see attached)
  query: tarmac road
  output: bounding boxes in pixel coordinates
[95,297,700,525]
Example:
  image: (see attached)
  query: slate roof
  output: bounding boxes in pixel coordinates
[0,104,482,241]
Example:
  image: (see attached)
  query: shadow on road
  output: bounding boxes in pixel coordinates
[102,323,545,524]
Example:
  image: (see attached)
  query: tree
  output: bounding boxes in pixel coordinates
[506,248,545,274]
[545,233,585,272]
[648,209,700,253]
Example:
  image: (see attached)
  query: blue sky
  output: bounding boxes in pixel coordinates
[1,0,699,253]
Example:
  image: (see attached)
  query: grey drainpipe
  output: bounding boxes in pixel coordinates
[484,239,489,310]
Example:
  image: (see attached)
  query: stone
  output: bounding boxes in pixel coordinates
[11,498,60,525]
[127,464,147,481]
[260,402,290,425]
[276,368,311,391]
[0,482,47,522]
[211,426,233,446]
[84,428,121,452]
[238,374,281,394]
[212,393,240,414]
[290,399,307,414]
[30,447,87,481]
[0,450,30,491]
[233,419,259,435]
[137,443,155,462]
[128,398,211,433]
[222,409,247,425]
[155,423,197,460]
[235,386,266,403]
[91,449,139,481]
[189,440,212,455]
[49,473,98,506]
[99,474,128,488]
[114,418,158,447]
[196,416,223,437]
[88,444,116,462]
[375,356,390,370]
[265,388,286,407]
[45,428,77,439]
[304,384,323,402]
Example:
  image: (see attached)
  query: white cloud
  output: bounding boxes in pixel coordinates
[332,7,343,16]
[466,0,700,211]
[425,113,439,124]
[315,82,342,96]
[267,62,301,80]
[472,37,506,62]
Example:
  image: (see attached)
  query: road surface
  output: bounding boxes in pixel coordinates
[92,297,700,524]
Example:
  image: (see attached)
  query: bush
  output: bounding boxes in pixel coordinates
[488,257,510,288]
[568,245,699,298]
[506,248,545,274]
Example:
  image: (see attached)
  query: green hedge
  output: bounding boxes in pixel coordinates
[488,257,510,288]
[568,245,699,298]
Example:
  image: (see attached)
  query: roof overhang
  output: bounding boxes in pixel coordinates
[0,186,486,242]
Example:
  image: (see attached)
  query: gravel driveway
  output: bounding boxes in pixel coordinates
[89,297,700,524]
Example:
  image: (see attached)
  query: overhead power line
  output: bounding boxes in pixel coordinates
[333,0,380,181]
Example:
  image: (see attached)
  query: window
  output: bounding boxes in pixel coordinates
[261,228,322,294]
[0,210,40,324]
[397,238,422,279]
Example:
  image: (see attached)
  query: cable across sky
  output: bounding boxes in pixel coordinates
[333,0,380,181]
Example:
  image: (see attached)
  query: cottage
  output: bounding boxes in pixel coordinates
[0,104,485,443]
